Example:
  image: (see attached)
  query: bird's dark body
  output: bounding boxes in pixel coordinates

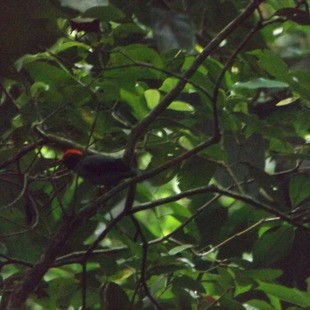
[63,151,136,186]
[77,155,135,185]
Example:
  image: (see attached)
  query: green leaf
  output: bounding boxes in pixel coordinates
[168,244,194,255]
[145,89,194,111]
[52,40,91,54]
[249,49,289,80]
[25,61,71,88]
[144,89,161,109]
[120,88,149,119]
[257,281,310,307]
[233,78,289,90]
[245,269,283,282]
[246,299,276,310]
[169,101,194,112]
[253,226,295,266]
[83,5,125,22]
[220,295,245,310]
[160,77,194,93]
[289,175,310,207]
[109,44,163,68]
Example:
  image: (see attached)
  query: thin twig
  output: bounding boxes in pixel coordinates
[196,218,268,256]
[147,195,220,246]
[80,210,126,262]
[0,254,33,269]
[81,261,87,310]
[130,216,161,309]
[54,247,128,266]
[0,82,20,110]
[214,186,309,231]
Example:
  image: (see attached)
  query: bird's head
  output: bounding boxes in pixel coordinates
[62,149,83,169]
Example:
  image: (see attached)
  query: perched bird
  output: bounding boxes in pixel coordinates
[62,149,136,186]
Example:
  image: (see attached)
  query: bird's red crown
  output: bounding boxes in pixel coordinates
[63,149,83,157]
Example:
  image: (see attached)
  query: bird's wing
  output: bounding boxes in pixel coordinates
[80,155,134,176]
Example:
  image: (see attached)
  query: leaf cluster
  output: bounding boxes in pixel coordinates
[0,0,309,309]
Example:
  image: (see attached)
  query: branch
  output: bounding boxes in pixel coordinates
[133,185,220,213]
[33,125,87,152]
[33,125,123,157]
[54,247,128,266]
[133,184,309,232]
[0,254,33,269]
[0,139,46,170]
[6,217,81,309]
[213,186,309,231]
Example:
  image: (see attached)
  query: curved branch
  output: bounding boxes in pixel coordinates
[133,184,309,231]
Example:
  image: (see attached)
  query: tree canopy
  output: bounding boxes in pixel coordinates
[0,0,309,309]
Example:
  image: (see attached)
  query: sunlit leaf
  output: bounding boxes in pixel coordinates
[257,282,310,307]
[144,89,161,109]
[233,78,289,89]
[168,244,194,255]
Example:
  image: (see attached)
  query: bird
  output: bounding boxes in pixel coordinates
[62,149,136,186]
